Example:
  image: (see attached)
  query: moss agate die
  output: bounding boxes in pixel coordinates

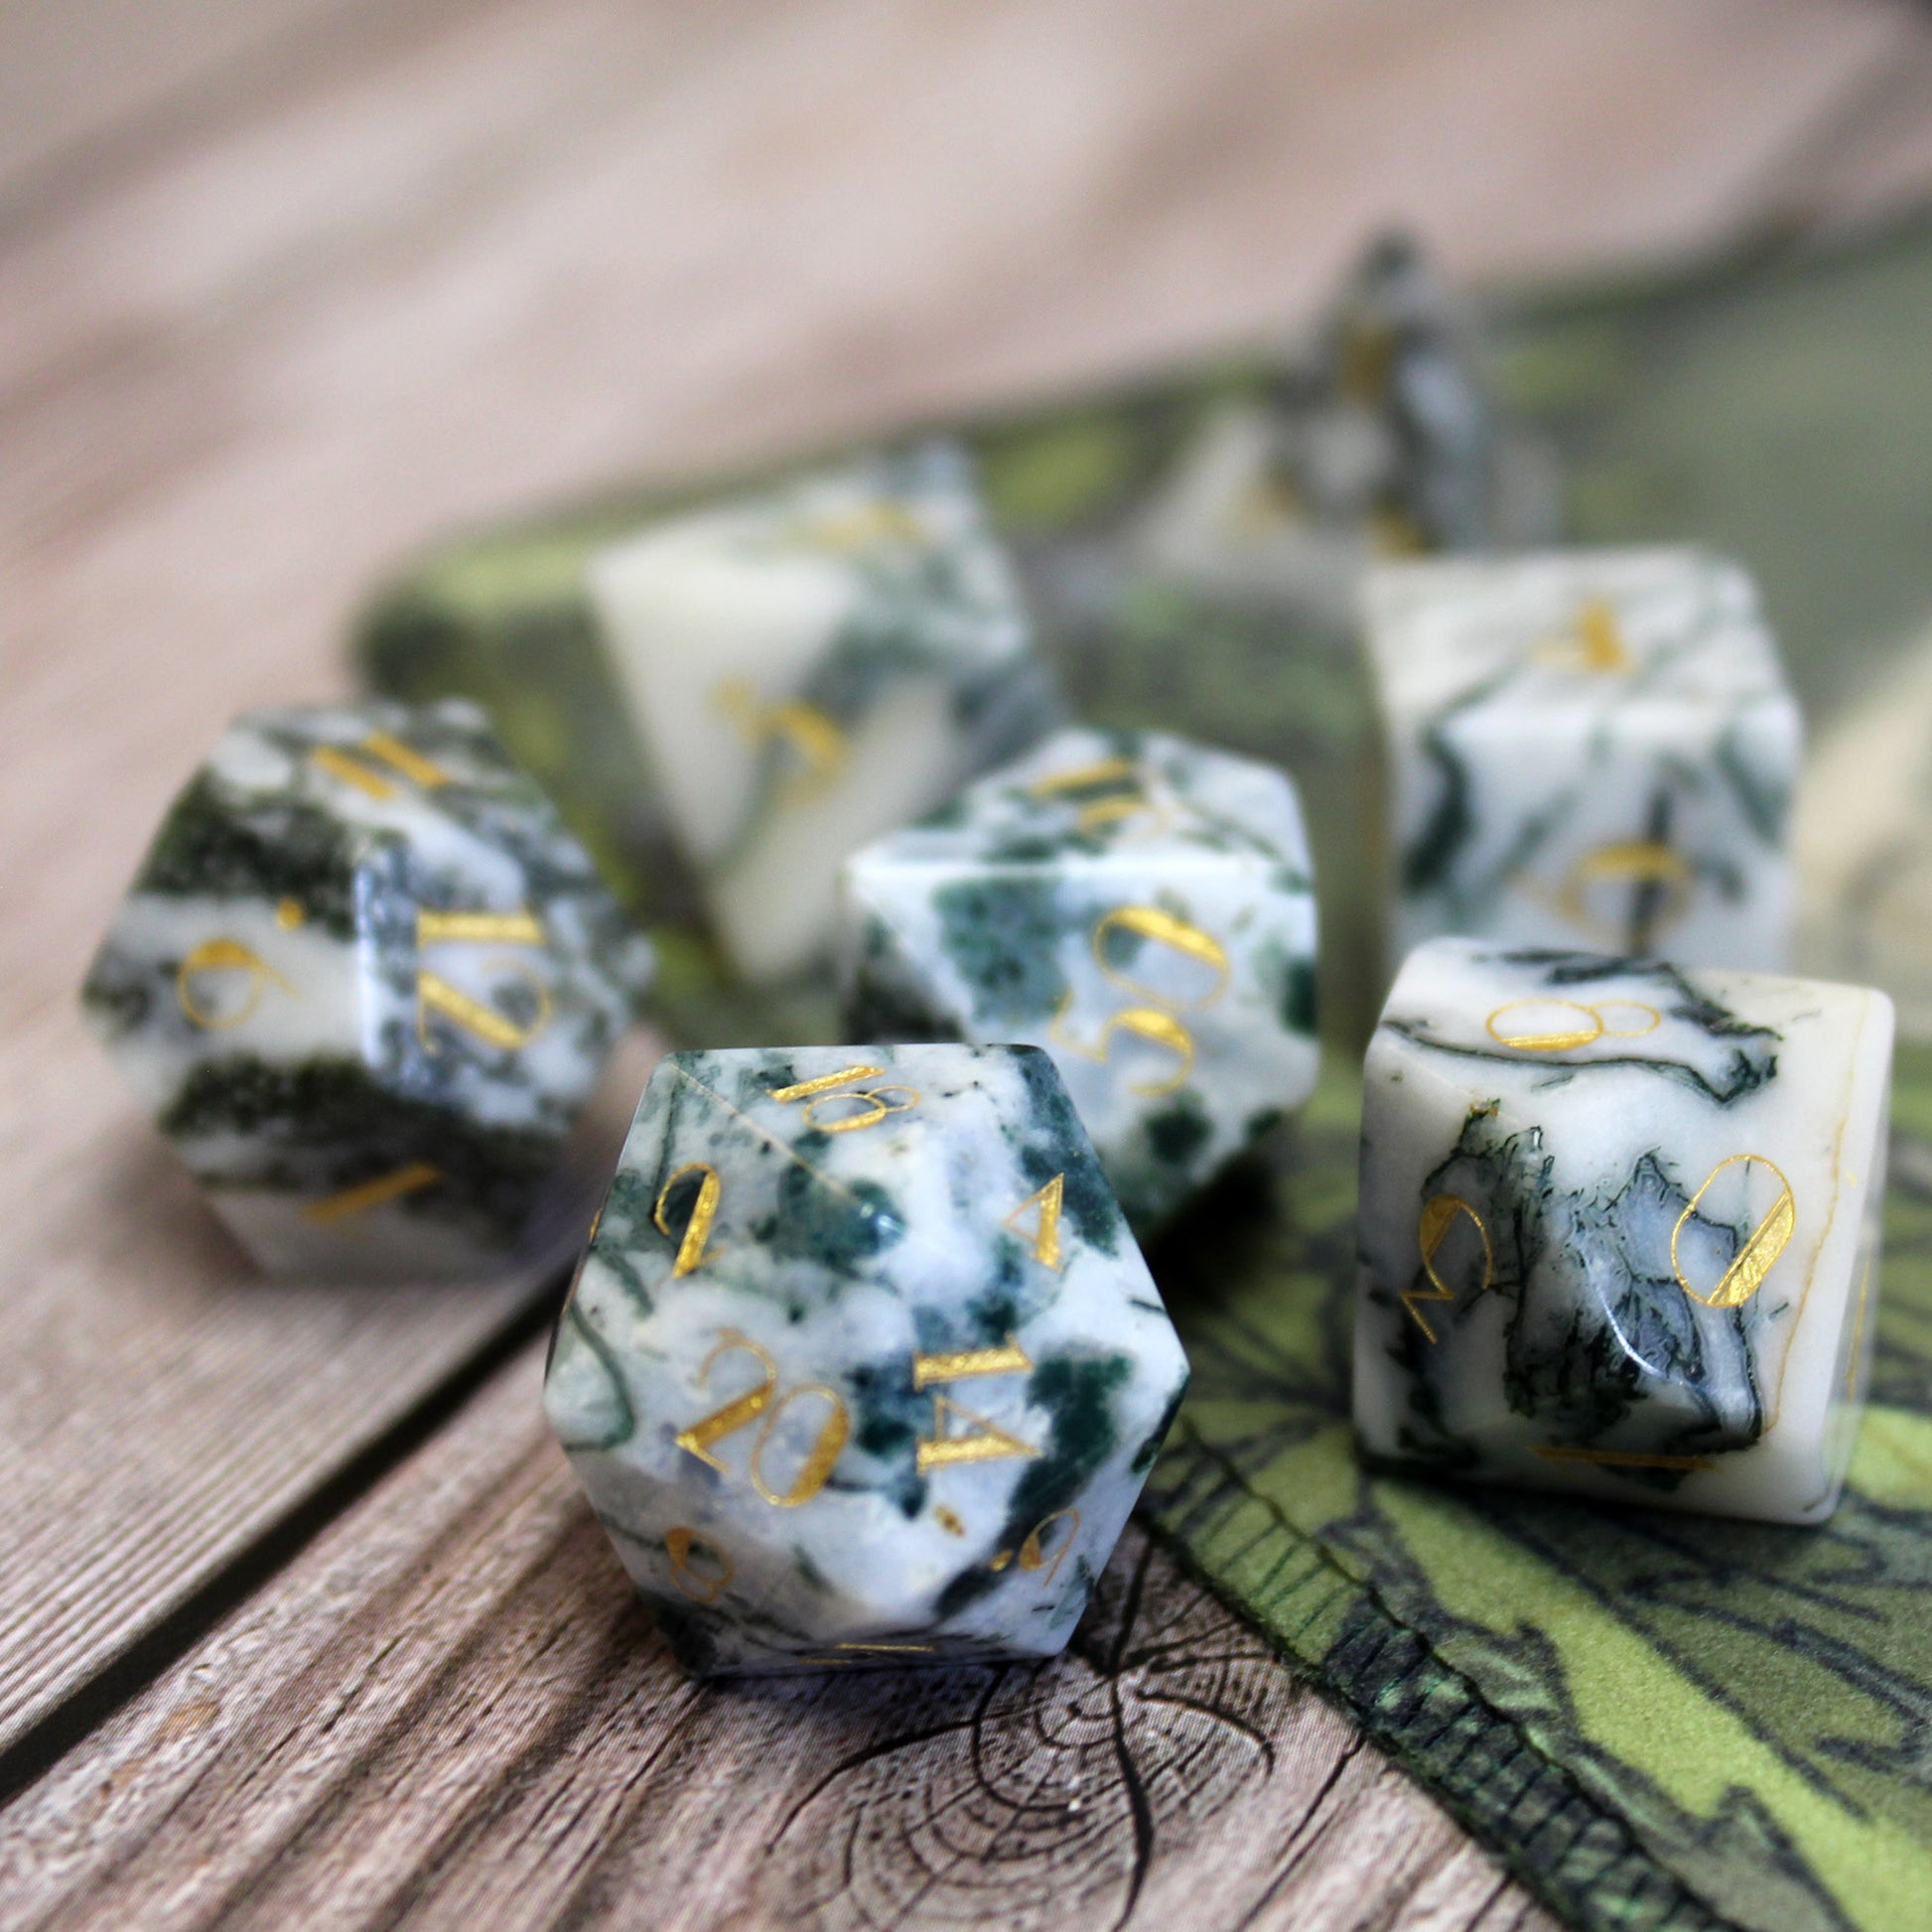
[544,1043,1188,1675]
[1367,548,1800,974]
[839,728,1318,1234]
[1355,939,1893,1524]
[586,442,1058,982]
[81,701,652,1280]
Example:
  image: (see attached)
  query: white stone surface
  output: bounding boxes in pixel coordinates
[1365,547,1801,974]
[587,442,1056,982]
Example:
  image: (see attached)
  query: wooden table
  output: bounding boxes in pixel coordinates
[6,4,1931,1924]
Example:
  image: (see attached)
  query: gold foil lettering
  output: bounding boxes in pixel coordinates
[675,1332,849,1508]
[674,1332,776,1472]
[1672,1156,1796,1310]
[749,1385,851,1508]
[1018,1507,1080,1586]
[1051,905,1228,1096]
[415,905,551,1053]
[714,678,848,801]
[653,1164,722,1277]
[1003,1174,1065,1271]
[300,1162,443,1226]
[1484,999,1661,1054]
[916,1396,1041,1473]
[1404,1194,1492,1342]
[912,1336,1033,1390]
[769,1063,919,1134]
[176,938,296,1031]
[665,1527,734,1603]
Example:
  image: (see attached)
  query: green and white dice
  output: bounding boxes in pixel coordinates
[1366,547,1801,973]
[1355,939,1893,1524]
[81,701,652,1280]
[838,728,1319,1233]
[545,1043,1188,1675]
[586,442,1058,982]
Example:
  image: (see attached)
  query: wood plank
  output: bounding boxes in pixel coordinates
[0,1334,1555,1932]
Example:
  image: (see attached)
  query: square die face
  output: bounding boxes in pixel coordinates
[545,1043,1189,1676]
[842,729,1319,1232]
[586,443,1057,981]
[1366,548,1800,971]
[1354,941,1893,1524]
[81,701,650,1279]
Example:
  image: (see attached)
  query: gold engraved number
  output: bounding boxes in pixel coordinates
[311,730,453,800]
[714,677,848,803]
[665,1527,734,1604]
[654,1164,722,1277]
[1404,1194,1493,1342]
[1051,905,1231,1098]
[176,937,297,1031]
[990,1507,1080,1586]
[1672,1155,1796,1311]
[1029,758,1159,832]
[1004,1174,1065,1271]
[674,1331,850,1509]
[416,905,551,1053]
[770,1063,920,1135]
[913,1336,1039,1474]
[1532,596,1633,675]
[1558,841,1695,940]
[1485,999,1662,1053]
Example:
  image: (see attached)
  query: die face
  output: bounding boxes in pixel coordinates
[81,701,652,1279]
[839,728,1319,1232]
[1354,939,1893,1524]
[544,1042,1187,1676]
[586,442,1059,983]
[1367,548,1801,974]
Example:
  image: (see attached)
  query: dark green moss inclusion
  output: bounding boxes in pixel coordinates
[1390,1106,1765,1487]
[755,1158,905,1274]
[1008,1044,1119,1256]
[933,876,1069,1027]
[843,918,963,1042]
[133,772,361,940]
[1386,953,1779,1108]
[933,1350,1134,1619]
[1130,1374,1189,1475]
[158,1052,555,1239]
[549,1302,636,1452]
[1143,1090,1214,1173]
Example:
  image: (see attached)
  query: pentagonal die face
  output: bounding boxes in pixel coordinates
[81,701,652,1280]
[840,729,1319,1234]
[1354,939,1892,1525]
[544,1042,1188,1676]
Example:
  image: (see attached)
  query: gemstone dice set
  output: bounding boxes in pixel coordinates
[82,414,1892,1679]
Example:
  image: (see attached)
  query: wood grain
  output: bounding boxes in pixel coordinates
[0,1335,1555,1932]
[4,0,1932,1915]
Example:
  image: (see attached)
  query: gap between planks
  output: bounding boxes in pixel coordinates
[0,1333,1555,1932]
